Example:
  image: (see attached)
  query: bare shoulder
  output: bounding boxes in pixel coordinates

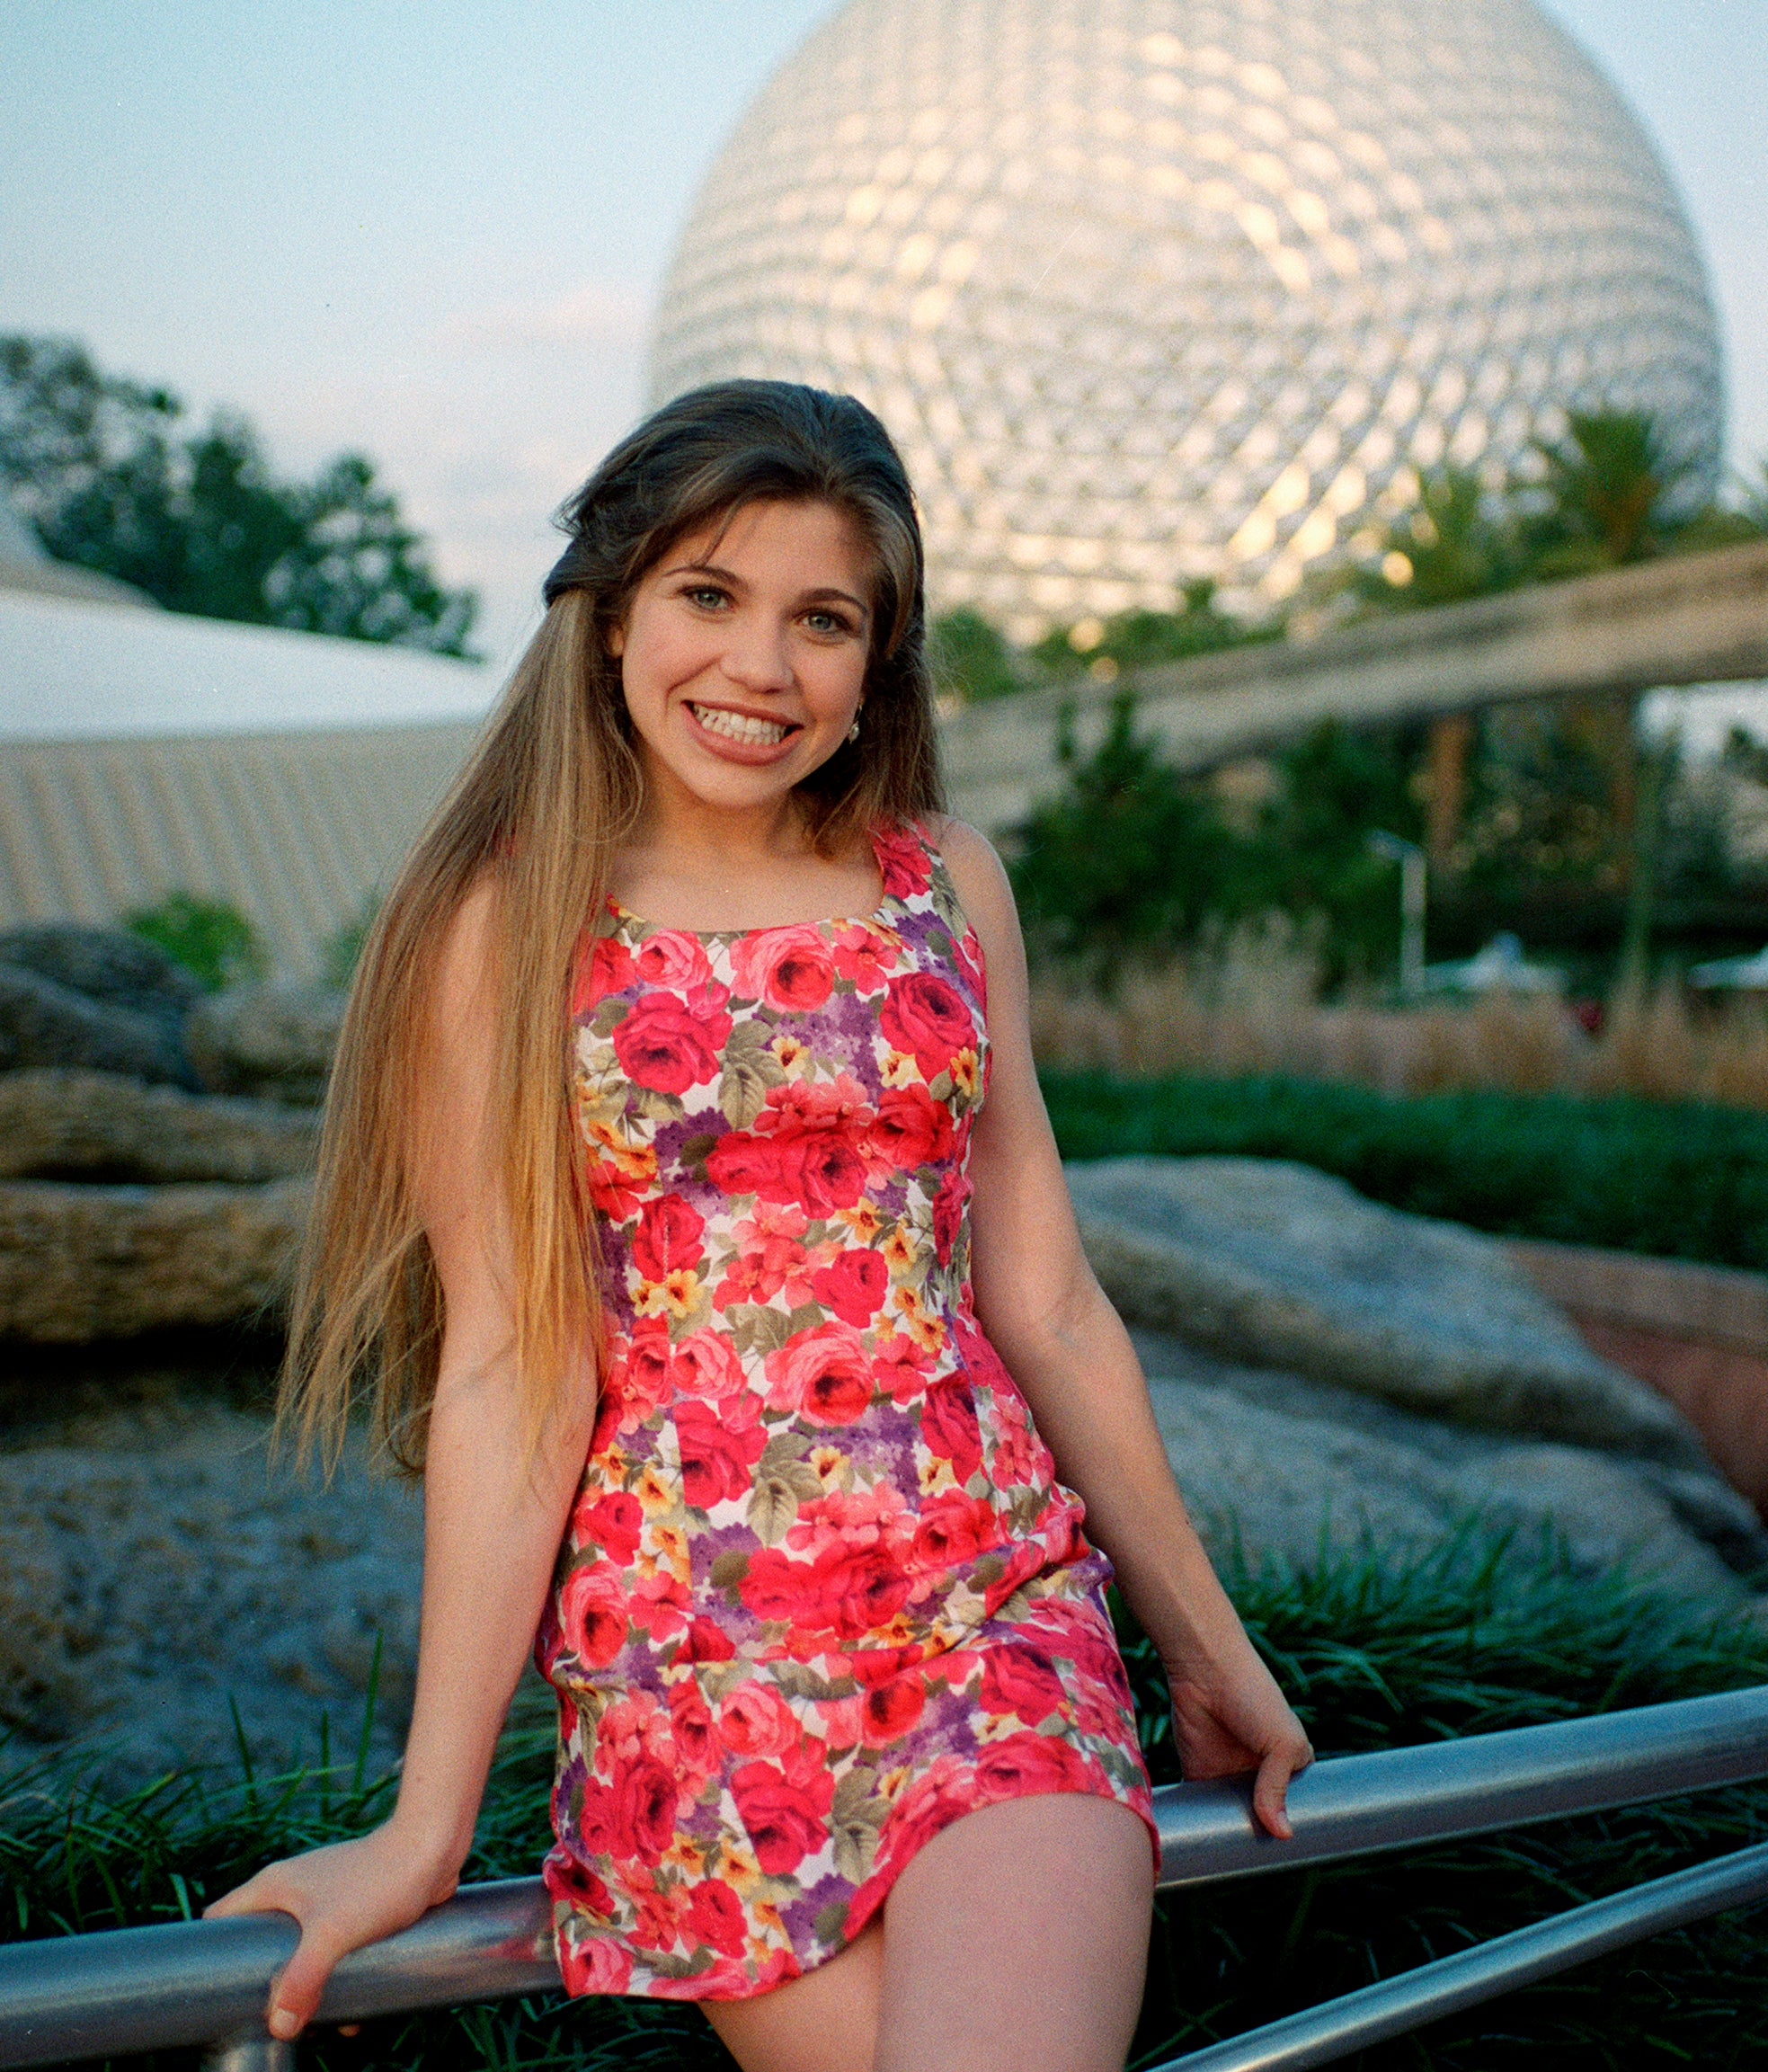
[433,873,502,1007]
[927,815,1018,934]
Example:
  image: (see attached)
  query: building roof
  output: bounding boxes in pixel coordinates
[0,589,492,746]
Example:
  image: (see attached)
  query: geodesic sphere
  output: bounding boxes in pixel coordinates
[647,0,1722,637]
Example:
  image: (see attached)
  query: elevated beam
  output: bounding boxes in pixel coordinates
[940,540,1768,832]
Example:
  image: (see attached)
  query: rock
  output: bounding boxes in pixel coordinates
[1134,1339,1759,1608]
[184,983,346,1103]
[1071,1156,1704,1469]
[0,925,200,1037]
[1130,1327,1768,1583]
[0,1178,310,1340]
[0,964,199,1089]
[0,1069,318,1183]
[0,1404,425,1785]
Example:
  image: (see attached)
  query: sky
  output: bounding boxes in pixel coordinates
[2,1,1764,674]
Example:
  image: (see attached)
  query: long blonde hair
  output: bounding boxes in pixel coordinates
[282,381,944,1474]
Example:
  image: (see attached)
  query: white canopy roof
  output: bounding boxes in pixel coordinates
[0,588,492,745]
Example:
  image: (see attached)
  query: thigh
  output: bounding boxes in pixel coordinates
[701,1914,884,2072]
[876,1792,1153,2072]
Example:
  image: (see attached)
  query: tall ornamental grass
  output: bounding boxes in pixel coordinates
[4,1537,1764,2070]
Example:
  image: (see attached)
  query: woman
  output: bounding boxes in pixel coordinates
[209,380,1311,2071]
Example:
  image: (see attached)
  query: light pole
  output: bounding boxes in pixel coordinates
[1368,830,1426,1001]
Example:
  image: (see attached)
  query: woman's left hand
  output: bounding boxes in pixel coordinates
[1163,1632,1314,1840]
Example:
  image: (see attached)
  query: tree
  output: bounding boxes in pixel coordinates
[1008,693,1241,986]
[1031,581,1268,680]
[1347,464,1522,613]
[0,335,476,654]
[927,606,1023,702]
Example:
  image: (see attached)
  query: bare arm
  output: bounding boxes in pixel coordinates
[206,883,597,2038]
[938,821,1311,1833]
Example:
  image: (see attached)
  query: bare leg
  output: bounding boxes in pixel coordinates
[703,1792,1151,2072]
[703,1914,884,2072]
[875,1794,1151,2072]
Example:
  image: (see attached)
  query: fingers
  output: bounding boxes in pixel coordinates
[1250,1735,1314,1842]
[268,1926,347,2040]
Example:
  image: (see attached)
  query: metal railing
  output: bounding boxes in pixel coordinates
[2,1685,1765,2071]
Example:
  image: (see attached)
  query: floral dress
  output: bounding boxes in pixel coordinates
[536,820,1155,2000]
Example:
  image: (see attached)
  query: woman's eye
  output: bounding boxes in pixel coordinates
[684,584,728,609]
[804,609,857,636]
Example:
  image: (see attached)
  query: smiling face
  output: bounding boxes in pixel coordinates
[609,498,876,828]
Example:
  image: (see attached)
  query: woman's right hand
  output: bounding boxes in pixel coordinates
[203,1820,464,2040]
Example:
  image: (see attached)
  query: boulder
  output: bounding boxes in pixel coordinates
[184,983,346,1103]
[0,1069,318,1183]
[1131,1328,1768,1585]
[0,925,200,1036]
[1134,1340,1756,1608]
[0,1405,424,1783]
[1071,1156,1704,1469]
[0,964,199,1089]
[0,1177,310,1340]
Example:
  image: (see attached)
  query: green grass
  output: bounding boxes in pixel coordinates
[1042,1068,1768,1273]
[4,1538,1764,2069]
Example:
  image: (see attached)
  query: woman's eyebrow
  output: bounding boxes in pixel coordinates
[661,563,870,618]
[802,585,871,618]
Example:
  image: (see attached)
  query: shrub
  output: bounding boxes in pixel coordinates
[1042,1067,1768,1272]
[122,891,266,993]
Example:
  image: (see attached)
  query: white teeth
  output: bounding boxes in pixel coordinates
[689,703,792,746]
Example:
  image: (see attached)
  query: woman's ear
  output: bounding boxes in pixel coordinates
[606,622,626,658]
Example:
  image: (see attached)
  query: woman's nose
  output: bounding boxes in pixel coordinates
[718,615,795,691]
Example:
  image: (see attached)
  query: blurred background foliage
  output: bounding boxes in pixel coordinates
[921,405,1768,1000]
[0,335,478,654]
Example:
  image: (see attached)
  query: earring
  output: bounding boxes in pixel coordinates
[846,713,862,743]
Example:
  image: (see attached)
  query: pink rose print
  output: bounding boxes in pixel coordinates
[731,924,835,1011]
[670,1326,747,1400]
[715,1682,802,1761]
[631,1193,705,1282]
[875,823,933,899]
[558,1561,627,1669]
[979,1647,1068,1724]
[730,1751,835,1876]
[857,1674,925,1747]
[809,1247,888,1328]
[868,1083,954,1170]
[879,972,973,1080]
[909,1490,999,1570]
[565,1933,634,1996]
[633,929,713,992]
[666,1679,718,1781]
[763,1320,875,1426]
[919,1379,984,1484]
[931,1170,971,1265]
[573,933,635,1015]
[577,1489,644,1568]
[675,1397,768,1509]
[610,1754,680,1864]
[612,983,733,1094]
[973,1728,1089,1802]
[686,1880,748,1958]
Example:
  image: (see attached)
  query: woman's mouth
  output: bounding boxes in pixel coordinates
[687,701,799,751]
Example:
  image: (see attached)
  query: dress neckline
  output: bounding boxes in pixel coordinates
[605,823,902,941]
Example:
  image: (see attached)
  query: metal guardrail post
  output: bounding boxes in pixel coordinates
[1151,1839,1768,2072]
[202,2043,297,2072]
